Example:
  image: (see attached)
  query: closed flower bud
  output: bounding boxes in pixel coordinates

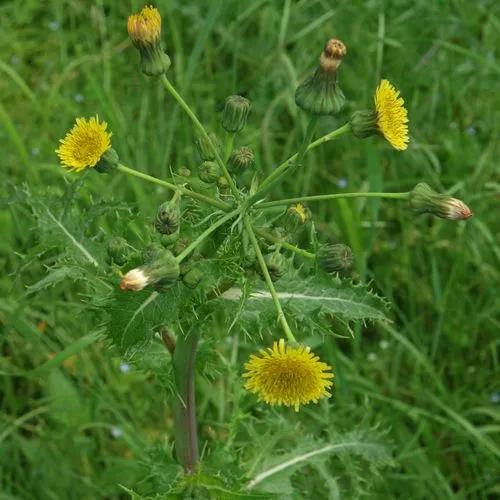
[182,266,204,289]
[285,203,311,233]
[195,133,221,161]
[222,95,251,133]
[217,175,230,195]
[120,248,179,291]
[95,148,119,174]
[160,231,180,247]
[199,161,220,184]
[295,38,346,116]
[154,195,181,235]
[409,183,473,220]
[260,252,287,282]
[318,244,353,274]
[229,147,255,171]
[177,166,191,177]
[172,237,190,257]
[127,6,171,76]
[106,236,130,266]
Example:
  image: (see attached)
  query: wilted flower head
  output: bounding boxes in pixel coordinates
[243,339,334,411]
[56,116,112,172]
[409,183,473,220]
[295,38,347,116]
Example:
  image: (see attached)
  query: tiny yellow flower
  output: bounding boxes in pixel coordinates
[127,5,161,45]
[56,116,112,172]
[374,79,409,150]
[291,203,308,224]
[243,339,334,411]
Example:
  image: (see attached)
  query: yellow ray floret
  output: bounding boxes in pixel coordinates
[243,339,334,411]
[127,5,161,45]
[56,116,112,172]
[374,79,409,150]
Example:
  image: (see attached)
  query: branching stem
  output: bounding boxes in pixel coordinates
[116,163,230,211]
[160,75,242,201]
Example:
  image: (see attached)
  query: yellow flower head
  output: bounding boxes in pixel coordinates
[56,116,112,172]
[374,79,409,150]
[127,5,161,45]
[243,339,334,411]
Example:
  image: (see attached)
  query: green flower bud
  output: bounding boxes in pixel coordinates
[177,166,191,177]
[182,266,204,289]
[260,252,287,282]
[349,110,378,139]
[284,203,312,233]
[318,244,353,274]
[172,238,190,257]
[142,243,165,263]
[217,176,230,195]
[242,245,256,268]
[222,95,251,133]
[229,146,255,171]
[199,161,220,184]
[160,231,180,247]
[120,248,179,291]
[154,195,181,235]
[195,132,221,161]
[95,148,119,174]
[409,183,473,220]
[295,38,346,116]
[106,236,130,266]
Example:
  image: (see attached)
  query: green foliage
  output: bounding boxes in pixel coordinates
[1,0,499,499]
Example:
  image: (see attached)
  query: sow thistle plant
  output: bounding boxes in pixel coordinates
[54,4,473,489]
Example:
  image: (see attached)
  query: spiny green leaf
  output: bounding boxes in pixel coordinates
[215,272,389,336]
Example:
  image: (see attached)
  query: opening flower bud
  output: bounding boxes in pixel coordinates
[409,183,473,220]
[318,244,353,274]
[229,147,255,171]
[195,133,221,161]
[120,248,180,291]
[154,194,181,235]
[127,6,171,76]
[284,203,311,233]
[199,161,220,184]
[221,95,251,133]
[106,236,130,266]
[295,38,346,116]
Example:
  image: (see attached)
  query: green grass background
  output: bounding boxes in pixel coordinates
[1,0,499,498]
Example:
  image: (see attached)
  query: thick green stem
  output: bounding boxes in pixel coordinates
[254,227,315,260]
[116,163,230,211]
[249,122,350,204]
[160,75,242,201]
[176,209,240,262]
[257,191,411,210]
[242,215,297,343]
[172,331,199,474]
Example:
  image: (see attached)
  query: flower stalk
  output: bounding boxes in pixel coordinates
[242,215,297,343]
[172,331,199,473]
